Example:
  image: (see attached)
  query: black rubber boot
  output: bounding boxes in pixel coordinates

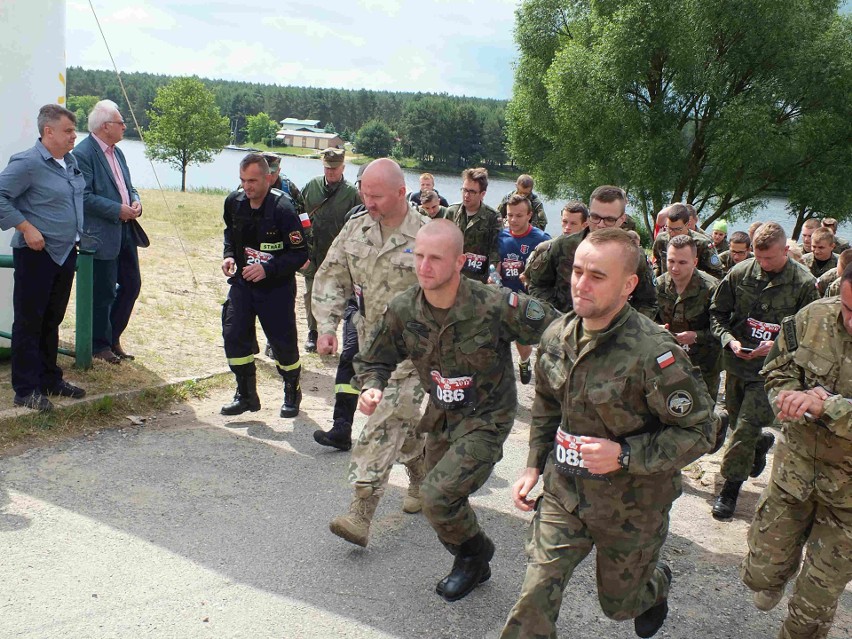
[220,373,261,416]
[313,418,352,451]
[712,480,743,520]
[436,531,495,602]
[304,330,318,353]
[634,564,673,638]
[280,369,302,418]
[750,432,776,477]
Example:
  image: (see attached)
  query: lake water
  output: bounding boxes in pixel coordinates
[85,134,850,240]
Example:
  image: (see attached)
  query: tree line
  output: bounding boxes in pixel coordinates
[66,67,511,169]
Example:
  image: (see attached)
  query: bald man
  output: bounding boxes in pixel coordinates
[313,158,429,548]
[354,219,559,601]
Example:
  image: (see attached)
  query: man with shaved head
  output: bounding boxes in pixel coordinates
[354,219,559,601]
[313,158,429,548]
[502,228,717,638]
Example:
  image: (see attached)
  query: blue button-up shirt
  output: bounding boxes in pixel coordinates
[0,140,85,265]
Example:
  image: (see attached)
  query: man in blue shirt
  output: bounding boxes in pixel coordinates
[497,194,550,384]
[0,104,86,411]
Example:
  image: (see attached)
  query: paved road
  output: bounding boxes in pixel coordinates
[1,372,849,639]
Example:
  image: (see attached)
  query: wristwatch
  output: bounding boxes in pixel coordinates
[618,443,630,470]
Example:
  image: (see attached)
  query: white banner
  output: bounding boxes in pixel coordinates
[0,0,66,351]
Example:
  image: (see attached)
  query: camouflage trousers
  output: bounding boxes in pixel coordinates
[301,270,317,333]
[698,359,721,403]
[422,425,508,547]
[501,462,671,639]
[720,374,774,481]
[348,360,425,491]
[741,478,852,639]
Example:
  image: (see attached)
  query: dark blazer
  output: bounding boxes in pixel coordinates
[73,134,143,260]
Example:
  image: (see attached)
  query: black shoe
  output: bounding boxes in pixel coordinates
[280,375,302,418]
[112,341,135,360]
[712,480,742,520]
[634,564,672,638]
[304,330,318,353]
[750,432,775,477]
[518,360,532,385]
[436,532,495,602]
[711,409,729,454]
[93,349,121,364]
[220,373,260,416]
[43,381,86,399]
[13,391,54,412]
[314,419,352,451]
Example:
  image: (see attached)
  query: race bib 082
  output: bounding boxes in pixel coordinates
[430,371,475,410]
[553,429,607,480]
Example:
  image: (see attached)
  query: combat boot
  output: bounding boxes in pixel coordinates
[712,480,743,520]
[313,418,352,451]
[304,330,318,353]
[329,485,381,547]
[750,432,775,477]
[634,563,673,638]
[220,373,261,416]
[753,588,784,611]
[280,370,302,418]
[437,531,495,602]
[402,455,426,514]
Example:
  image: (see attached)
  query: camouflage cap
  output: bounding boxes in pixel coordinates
[262,152,281,172]
[321,147,345,168]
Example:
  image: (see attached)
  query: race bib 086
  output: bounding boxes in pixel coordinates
[553,429,607,480]
[430,371,475,410]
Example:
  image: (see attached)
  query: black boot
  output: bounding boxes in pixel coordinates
[436,531,495,602]
[750,432,775,477]
[220,373,261,416]
[280,370,302,418]
[712,480,743,520]
[634,564,673,638]
[304,330,318,353]
[313,418,352,451]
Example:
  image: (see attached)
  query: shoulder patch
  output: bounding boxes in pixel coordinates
[525,299,545,321]
[507,291,519,308]
[667,390,693,417]
[710,253,721,266]
[289,231,303,244]
[656,350,675,369]
[782,316,798,351]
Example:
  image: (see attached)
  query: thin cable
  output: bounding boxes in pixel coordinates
[87,0,199,286]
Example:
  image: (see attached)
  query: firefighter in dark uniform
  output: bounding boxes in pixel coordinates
[221,153,309,418]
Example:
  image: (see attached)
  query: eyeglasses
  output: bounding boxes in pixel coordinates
[589,212,622,226]
[107,120,126,126]
[461,188,481,196]
[730,250,749,256]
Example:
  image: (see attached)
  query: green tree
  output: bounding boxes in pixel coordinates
[245,111,278,145]
[508,0,852,231]
[66,95,100,130]
[144,77,230,192]
[355,119,394,157]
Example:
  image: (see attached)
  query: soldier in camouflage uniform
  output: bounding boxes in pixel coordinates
[300,148,361,352]
[446,167,503,283]
[711,219,730,255]
[740,264,852,639]
[822,217,850,254]
[312,158,428,547]
[418,190,447,220]
[802,227,838,279]
[821,249,851,297]
[524,185,658,318]
[656,235,722,401]
[496,174,547,231]
[709,222,820,520]
[652,204,725,280]
[501,229,716,639]
[355,220,559,602]
[718,230,753,273]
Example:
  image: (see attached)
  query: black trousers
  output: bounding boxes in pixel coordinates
[11,247,77,395]
[92,224,141,353]
[222,277,299,376]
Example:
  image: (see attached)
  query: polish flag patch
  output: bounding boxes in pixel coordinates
[299,212,311,228]
[507,292,519,308]
[656,351,675,369]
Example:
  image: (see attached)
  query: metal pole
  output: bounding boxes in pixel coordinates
[75,249,95,370]
[0,254,12,268]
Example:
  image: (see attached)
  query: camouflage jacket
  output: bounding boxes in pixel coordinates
[834,235,851,254]
[271,175,305,215]
[803,251,838,279]
[531,304,716,510]
[718,249,752,273]
[655,270,721,372]
[312,204,428,348]
[816,266,840,296]
[301,176,362,268]
[524,228,658,318]
[713,237,729,254]
[496,190,547,231]
[825,277,842,297]
[419,205,448,220]
[447,202,503,283]
[653,229,725,280]
[710,257,819,381]
[354,277,560,440]
[762,297,852,508]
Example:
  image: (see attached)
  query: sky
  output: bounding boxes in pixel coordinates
[66,1,520,100]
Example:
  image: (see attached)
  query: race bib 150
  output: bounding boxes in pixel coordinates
[747,317,781,342]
